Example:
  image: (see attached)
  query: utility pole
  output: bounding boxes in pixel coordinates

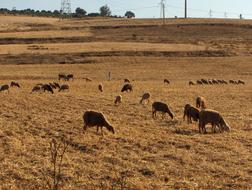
[160,0,166,25]
[185,0,187,18]
[60,0,72,19]
[209,9,213,18]
[224,12,227,18]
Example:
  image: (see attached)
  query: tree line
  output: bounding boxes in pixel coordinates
[0,5,135,18]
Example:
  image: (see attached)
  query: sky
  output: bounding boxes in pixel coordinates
[1,0,252,19]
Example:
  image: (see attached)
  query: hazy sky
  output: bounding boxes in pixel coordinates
[1,0,252,19]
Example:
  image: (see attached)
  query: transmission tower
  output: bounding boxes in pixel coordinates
[160,0,166,25]
[185,0,187,18]
[61,0,72,18]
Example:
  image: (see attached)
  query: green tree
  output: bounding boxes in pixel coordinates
[125,11,135,18]
[100,5,111,17]
[75,7,87,17]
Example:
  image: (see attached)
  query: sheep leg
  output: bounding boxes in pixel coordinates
[162,113,165,119]
[152,110,156,118]
[212,124,216,133]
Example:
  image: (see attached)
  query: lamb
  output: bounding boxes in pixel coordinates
[140,92,151,104]
[121,83,133,92]
[83,111,115,135]
[31,85,41,93]
[10,81,20,88]
[67,74,74,81]
[189,81,195,85]
[183,104,200,124]
[238,80,245,85]
[164,79,170,84]
[98,84,103,92]
[152,101,174,119]
[198,109,231,134]
[59,84,69,92]
[42,84,54,94]
[196,96,206,109]
[124,78,130,83]
[53,82,61,89]
[0,84,9,92]
[114,95,122,105]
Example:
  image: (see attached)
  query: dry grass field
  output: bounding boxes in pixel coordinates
[0,15,251,189]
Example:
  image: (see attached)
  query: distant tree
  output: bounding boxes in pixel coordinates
[75,7,87,17]
[125,11,135,18]
[87,12,100,17]
[100,5,111,17]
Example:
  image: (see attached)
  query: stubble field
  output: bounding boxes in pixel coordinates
[0,15,251,189]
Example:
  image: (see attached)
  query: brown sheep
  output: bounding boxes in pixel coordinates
[53,82,61,89]
[58,74,69,81]
[49,83,57,89]
[196,96,206,109]
[121,83,133,92]
[152,101,174,119]
[98,84,103,92]
[201,79,209,85]
[10,81,20,88]
[31,85,41,93]
[67,74,74,81]
[124,78,130,83]
[164,79,170,84]
[189,81,195,85]
[42,84,54,94]
[183,104,200,124]
[0,84,9,92]
[199,109,231,134]
[59,84,69,92]
[83,111,115,135]
[238,80,245,85]
[140,92,151,104]
[197,80,203,85]
[114,95,122,105]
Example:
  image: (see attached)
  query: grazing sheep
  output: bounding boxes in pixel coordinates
[59,74,68,81]
[212,79,219,85]
[42,84,54,94]
[196,96,206,109]
[31,85,41,93]
[164,79,170,84]
[222,80,228,84]
[10,81,20,88]
[114,95,122,105]
[0,84,9,92]
[201,79,209,85]
[183,104,200,124]
[197,80,203,85]
[98,84,103,92]
[121,83,133,92]
[208,80,213,85]
[238,80,245,85]
[53,82,61,89]
[229,80,235,84]
[189,81,195,85]
[59,84,69,92]
[67,74,74,81]
[152,101,174,119]
[199,109,231,134]
[83,111,115,135]
[140,92,151,104]
[124,78,130,83]
[49,83,57,89]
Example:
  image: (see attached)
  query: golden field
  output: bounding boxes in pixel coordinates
[0,15,251,189]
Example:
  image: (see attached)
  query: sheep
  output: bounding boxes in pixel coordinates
[197,80,203,85]
[83,111,115,135]
[53,82,61,89]
[42,84,54,94]
[164,79,170,84]
[121,83,133,92]
[0,84,9,92]
[31,85,41,93]
[140,92,151,104]
[84,77,92,82]
[212,79,219,85]
[98,84,103,92]
[10,81,20,88]
[152,101,174,119]
[183,104,200,124]
[229,80,235,84]
[58,74,68,81]
[189,81,195,85]
[114,95,122,105]
[124,78,130,83]
[208,80,213,85]
[59,84,69,92]
[67,74,74,81]
[49,83,57,89]
[198,109,231,134]
[201,79,209,85]
[238,80,245,85]
[196,96,207,109]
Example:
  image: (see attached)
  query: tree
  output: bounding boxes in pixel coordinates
[125,11,135,18]
[99,5,111,17]
[75,7,87,17]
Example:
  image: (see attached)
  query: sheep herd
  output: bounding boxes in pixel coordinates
[1,74,242,136]
[189,79,245,85]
